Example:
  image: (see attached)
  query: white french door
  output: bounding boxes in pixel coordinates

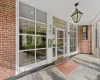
[56,28,65,59]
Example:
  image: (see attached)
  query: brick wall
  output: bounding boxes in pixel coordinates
[0,0,16,80]
[78,25,92,54]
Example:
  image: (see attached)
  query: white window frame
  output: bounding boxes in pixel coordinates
[16,0,49,74]
[69,24,78,56]
[56,28,66,59]
[66,22,78,57]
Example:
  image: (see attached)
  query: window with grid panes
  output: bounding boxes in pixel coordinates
[19,2,47,67]
[82,25,88,40]
[70,24,77,52]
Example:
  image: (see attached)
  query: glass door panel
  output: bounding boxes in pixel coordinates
[57,31,63,38]
[57,47,64,56]
[57,30,64,59]
[36,49,47,62]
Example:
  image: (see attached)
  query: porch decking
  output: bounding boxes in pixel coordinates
[9,54,100,80]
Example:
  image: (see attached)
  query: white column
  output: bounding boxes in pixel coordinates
[66,22,70,57]
[97,22,100,57]
[16,0,20,75]
[92,24,96,55]
[47,13,53,63]
[76,25,79,52]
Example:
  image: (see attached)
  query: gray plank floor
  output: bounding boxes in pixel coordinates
[17,54,100,80]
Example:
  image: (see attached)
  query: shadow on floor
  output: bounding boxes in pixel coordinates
[45,69,66,80]
[72,57,100,72]
[85,74,100,80]
[74,57,100,66]
[96,75,100,80]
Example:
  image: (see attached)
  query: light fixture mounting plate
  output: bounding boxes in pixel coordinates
[75,3,79,7]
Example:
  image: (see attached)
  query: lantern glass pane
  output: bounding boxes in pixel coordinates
[78,13,82,21]
[72,13,77,23]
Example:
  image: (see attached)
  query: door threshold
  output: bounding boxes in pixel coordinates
[55,56,69,66]
[57,55,64,59]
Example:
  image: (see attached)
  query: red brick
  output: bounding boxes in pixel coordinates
[78,25,92,54]
[0,0,16,80]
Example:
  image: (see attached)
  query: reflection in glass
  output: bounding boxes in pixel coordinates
[36,49,47,62]
[53,39,56,47]
[70,46,74,52]
[19,2,48,67]
[65,47,67,54]
[65,39,67,45]
[57,31,63,38]
[36,36,46,48]
[53,27,55,34]
[48,39,53,47]
[70,31,73,38]
[74,26,76,31]
[36,9,47,23]
[19,18,35,34]
[20,35,35,50]
[70,24,77,53]
[74,32,76,38]
[57,39,63,47]
[19,51,35,67]
[74,39,76,51]
[57,47,63,56]
[53,48,56,57]
[74,39,76,45]
[65,39,67,54]
[36,23,46,35]
[53,16,66,28]
[70,24,73,30]
[70,39,74,45]
[74,46,76,51]
[19,2,35,20]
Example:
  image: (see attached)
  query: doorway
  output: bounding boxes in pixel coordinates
[56,28,65,60]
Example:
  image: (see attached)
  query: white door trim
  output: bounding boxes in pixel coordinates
[56,28,65,60]
[66,23,78,57]
[16,0,49,74]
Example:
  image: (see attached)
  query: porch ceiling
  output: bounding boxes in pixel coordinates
[71,0,100,25]
[23,0,100,25]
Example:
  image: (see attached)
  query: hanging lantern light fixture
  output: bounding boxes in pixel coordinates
[71,3,83,23]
